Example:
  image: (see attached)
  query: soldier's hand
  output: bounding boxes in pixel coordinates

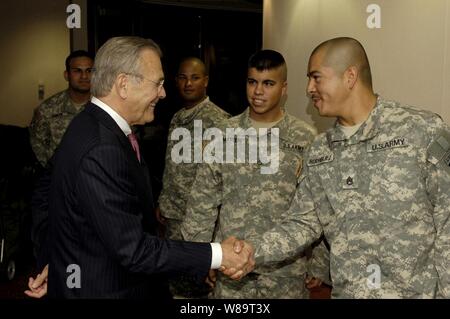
[220,236,255,280]
[305,275,323,289]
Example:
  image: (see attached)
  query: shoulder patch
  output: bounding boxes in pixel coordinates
[443,151,450,169]
[427,129,450,174]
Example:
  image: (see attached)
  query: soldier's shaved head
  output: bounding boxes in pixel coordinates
[176,56,210,108]
[311,37,372,88]
[178,57,208,76]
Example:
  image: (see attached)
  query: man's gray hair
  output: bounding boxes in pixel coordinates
[91,36,162,97]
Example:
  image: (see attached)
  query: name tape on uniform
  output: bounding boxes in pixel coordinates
[367,137,408,153]
[283,142,305,153]
[307,154,334,166]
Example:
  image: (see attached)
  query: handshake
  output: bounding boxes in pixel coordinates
[218,236,255,280]
[24,236,255,298]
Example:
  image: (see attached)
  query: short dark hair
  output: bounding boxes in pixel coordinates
[178,56,208,76]
[248,49,286,71]
[248,49,287,80]
[65,50,94,71]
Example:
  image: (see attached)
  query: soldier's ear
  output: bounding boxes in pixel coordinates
[345,66,358,89]
[64,70,69,82]
[281,81,288,97]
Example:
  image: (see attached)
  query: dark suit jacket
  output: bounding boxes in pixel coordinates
[32,102,211,298]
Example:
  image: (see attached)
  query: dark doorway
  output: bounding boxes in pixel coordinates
[88,0,263,124]
[87,0,263,199]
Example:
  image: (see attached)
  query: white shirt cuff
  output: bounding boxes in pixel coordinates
[210,242,222,269]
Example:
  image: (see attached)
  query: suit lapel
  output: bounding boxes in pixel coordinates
[85,103,132,152]
[85,103,156,230]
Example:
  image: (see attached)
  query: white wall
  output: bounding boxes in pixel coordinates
[264,0,450,132]
[0,0,70,127]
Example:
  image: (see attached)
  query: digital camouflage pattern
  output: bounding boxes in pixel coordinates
[251,97,450,298]
[181,108,330,298]
[158,97,229,298]
[158,97,230,240]
[29,90,86,167]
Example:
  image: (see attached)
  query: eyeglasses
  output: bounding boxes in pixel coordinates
[127,73,164,91]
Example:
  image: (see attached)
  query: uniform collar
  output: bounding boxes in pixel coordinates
[176,96,210,125]
[61,90,88,114]
[326,95,384,148]
[239,107,290,138]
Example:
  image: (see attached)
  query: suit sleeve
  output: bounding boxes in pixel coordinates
[75,143,211,280]
[30,155,54,271]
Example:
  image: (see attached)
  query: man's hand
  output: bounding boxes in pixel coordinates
[220,236,255,280]
[305,275,323,289]
[24,264,48,298]
[205,269,217,289]
[154,206,166,238]
[154,206,166,225]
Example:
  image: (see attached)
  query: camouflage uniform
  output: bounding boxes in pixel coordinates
[29,90,86,167]
[158,97,229,298]
[252,97,450,298]
[159,97,230,240]
[181,108,330,298]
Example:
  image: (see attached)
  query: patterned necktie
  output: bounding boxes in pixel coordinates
[127,132,141,163]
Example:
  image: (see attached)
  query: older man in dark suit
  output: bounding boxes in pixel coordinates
[25,36,254,299]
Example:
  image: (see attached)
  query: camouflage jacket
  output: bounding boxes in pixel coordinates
[252,97,450,298]
[159,97,230,220]
[29,90,86,166]
[181,108,328,279]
